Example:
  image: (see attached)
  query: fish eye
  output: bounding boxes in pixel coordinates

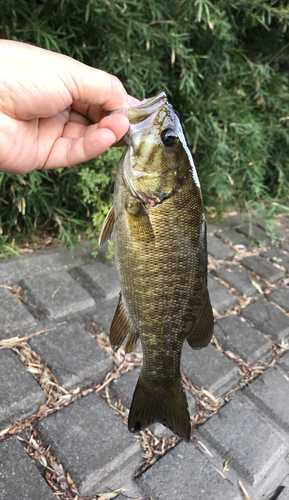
[161,128,178,148]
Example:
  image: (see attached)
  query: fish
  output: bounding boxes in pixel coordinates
[99,90,214,442]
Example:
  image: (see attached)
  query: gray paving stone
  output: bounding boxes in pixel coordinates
[136,439,242,500]
[280,217,289,230]
[280,351,289,372]
[208,276,238,314]
[207,234,235,260]
[110,366,141,410]
[215,229,249,248]
[206,223,219,234]
[91,296,119,334]
[79,261,120,301]
[277,476,289,500]
[237,223,271,245]
[241,255,285,284]
[245,366,289,432]
[0,350,46,428]
[0,288,37,340]
[282,241,289,252]
[218,214,247,229]
[0,245,93,285]
[268,285,289,312]
[29,323,113,390]
[214,264,263,297]
[260,248,289,272]
[241,298,289,342]
[94,459,146,500]
[37,393,141,496]
[280,230,289,246]
[267,224,288,242]
[110,364,196,431]
[181,343,240,398]
[0,438,56,500]
[68,266,106,302]
[199,392,287,488]
[214,315,271,364]
[23,271,95,319]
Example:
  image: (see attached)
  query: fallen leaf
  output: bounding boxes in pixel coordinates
[98,491,119,500]
[197,440,213,457]
[251,280,263,295]
[238,480,251,500]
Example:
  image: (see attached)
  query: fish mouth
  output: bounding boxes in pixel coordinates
[126,90,168,125]
[108,90,168,136]
[123,90,170,145]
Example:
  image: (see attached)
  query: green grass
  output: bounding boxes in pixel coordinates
[0,0,288,251]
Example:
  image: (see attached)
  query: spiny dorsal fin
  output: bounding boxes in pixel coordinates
[98,206,115,247]
[110,292,138,351]
[186,288,214,349]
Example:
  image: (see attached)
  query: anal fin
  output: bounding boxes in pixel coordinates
[110,292,138,352]
[187,288,214,349]
[98,206,115,247]
[125,329,139,353]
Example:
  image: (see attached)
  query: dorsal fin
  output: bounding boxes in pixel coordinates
[186,288,214,349]
[110,292,138,352]
[98,206,115,247]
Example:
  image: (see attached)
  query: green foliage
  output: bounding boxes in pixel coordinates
[0,0,289,248]
[0,168,86,247]
[77,148,123,234]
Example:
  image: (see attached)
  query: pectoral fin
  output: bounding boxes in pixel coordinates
[98,206,115,247]
[110,292,138,352]
[187,288,214,349]
[125,198,155,243]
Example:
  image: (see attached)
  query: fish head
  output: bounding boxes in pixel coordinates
[122,90,200,206]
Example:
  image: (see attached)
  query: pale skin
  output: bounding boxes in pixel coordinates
[0,40,139,174]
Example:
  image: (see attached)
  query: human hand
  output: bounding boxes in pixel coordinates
[0,40,138,174]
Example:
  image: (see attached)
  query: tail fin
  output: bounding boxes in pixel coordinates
[128,374,191,442]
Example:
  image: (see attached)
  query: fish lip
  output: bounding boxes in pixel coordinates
[124,90,169,144]
[109,90,170,146]
[131,89,167,110]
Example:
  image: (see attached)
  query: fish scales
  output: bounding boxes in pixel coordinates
[99,90,214,441]
[114,173,204,380]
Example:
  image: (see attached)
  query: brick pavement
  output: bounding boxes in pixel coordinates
[0,216,289,500]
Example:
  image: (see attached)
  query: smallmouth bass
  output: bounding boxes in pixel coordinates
[99,90,214,441]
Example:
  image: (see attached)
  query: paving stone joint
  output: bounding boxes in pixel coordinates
[1,216,289,500]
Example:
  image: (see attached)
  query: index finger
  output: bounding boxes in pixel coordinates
[59,55,129,111]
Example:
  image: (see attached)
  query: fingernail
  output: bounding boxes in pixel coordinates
[108,109,127,116]
[128,95,141,107]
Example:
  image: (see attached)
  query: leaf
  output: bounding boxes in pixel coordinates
[238,480,251,500]
[197,440,213,457]
[98,492,120,500]
[251,280,264,295]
